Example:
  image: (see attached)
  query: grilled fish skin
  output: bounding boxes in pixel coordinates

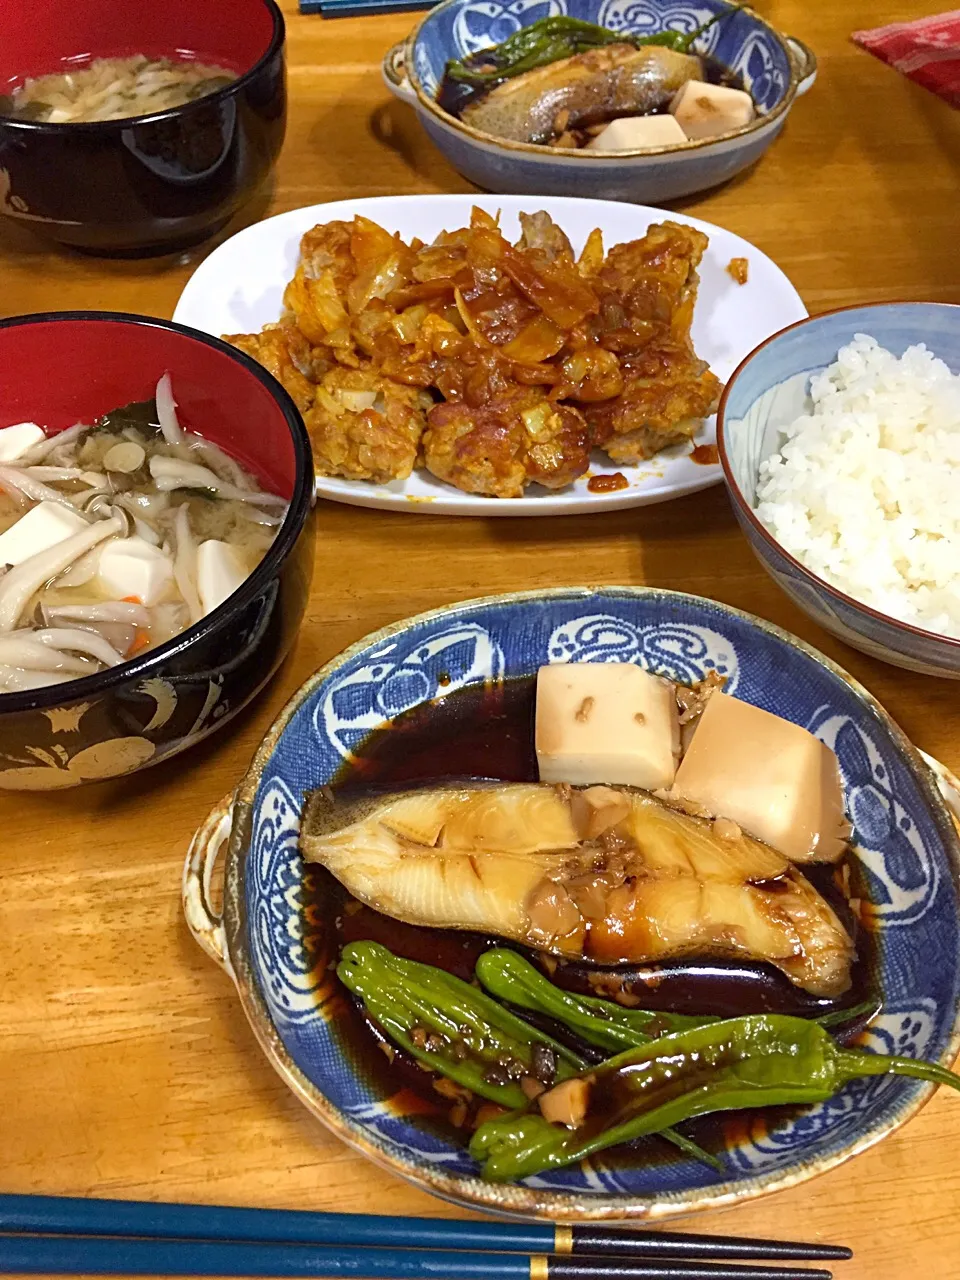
[460,45,703,145]
[301,782,855,997]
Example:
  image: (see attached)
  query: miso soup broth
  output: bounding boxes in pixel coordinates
[0,375,286,694]
[0,55,237,125]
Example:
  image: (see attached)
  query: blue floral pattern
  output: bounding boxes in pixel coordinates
[249,776,326,1025]
[810,708,941,929]
[316,622,505,759]
[597,1,720,54]
[547,614,740,691]
[243,589,960,1206]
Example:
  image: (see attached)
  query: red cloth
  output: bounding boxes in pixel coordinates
[852,9,960,106]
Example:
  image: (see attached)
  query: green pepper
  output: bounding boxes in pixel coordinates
[338,941,721,1169]
[475,950,878,1051]
[813,998,882,1029]
[338,941,581,1109]
[475,949,713,1052]
[470,1013,960,1181]
[445,11,731,86]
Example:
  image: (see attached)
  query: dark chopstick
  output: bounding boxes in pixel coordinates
[0,1194,851,1263]
[0,1236,834,1280]
[562,1231,848,1263]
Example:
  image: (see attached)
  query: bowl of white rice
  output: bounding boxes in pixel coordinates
[717,303,960,679]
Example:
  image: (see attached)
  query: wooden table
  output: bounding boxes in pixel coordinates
[2,1,959,1276]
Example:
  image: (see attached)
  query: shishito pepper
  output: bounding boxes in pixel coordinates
[337,941,720,1169]
[474,948,880,1053]
[475,948,712,1052]
[445,13,729,86]
[338,941,582,1109]
[469,1013,960,1181]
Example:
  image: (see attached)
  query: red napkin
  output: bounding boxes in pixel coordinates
[852,9,960,106]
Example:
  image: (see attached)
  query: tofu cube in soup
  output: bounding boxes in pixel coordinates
[197,539,249,615]
[0,501,89,566]
[586,114,687,151]
[0,422,45,462]
[535,663,680,790]
[670,80,755,140]
[97,536,174,607]
[668,692,849,863]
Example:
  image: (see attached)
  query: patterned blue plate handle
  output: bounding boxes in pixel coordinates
[382,43,417,106]
[786,36,817,96]
[182,794,237,977]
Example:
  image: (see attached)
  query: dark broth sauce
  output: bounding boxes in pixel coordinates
[318,676,879,1163]
[437,52,748,130]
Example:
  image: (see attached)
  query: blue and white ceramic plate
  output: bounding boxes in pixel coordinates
[184,588,960,1220]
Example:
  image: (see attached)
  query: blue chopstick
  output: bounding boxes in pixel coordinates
[0,1194,851,1262]
[0,1236,833,1280]
[299,0,437,15]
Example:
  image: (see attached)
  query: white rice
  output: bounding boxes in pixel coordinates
[754,334,960,639]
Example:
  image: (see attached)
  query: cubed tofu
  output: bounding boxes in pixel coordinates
[668,692,848,863]
[670,80,755,140]
[0,500,89,567]
[535,663,680,791]
[197,540,249,616]
[97,536,174,606]
[586,114,687,152]
[0,421,45,462]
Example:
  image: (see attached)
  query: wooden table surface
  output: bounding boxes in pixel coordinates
[2,1,959,1276]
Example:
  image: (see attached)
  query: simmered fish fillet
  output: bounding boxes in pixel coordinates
[461,45,702,145]
[301,783,854,996]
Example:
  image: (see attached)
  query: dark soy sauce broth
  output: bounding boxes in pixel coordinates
[437,52,748,129]
[313,676,879,1163]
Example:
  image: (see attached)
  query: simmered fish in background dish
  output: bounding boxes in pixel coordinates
[301,782,854,997]
[437,14,754,151]
[460,45,702,146]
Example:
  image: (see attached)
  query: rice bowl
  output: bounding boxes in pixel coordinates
[717,302,960,679]
[754,335,960,641]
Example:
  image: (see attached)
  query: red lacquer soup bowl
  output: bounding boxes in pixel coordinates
[0,313,314,790]
[0,0,286,256]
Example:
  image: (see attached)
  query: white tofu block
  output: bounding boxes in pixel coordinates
[0,501,89,567]
[586,114,687,152]
[197,540,249,616]
[0,421,45,462]
[670,81,755,140]
[535,663,680,791]
[669,692,848,862]
[97,536,174,606]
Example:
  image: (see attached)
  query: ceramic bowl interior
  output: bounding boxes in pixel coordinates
[225,587,960,1219]
[408,0,797,156]
[0,0,276,107]
[0,311,309,716]
[717,303,960,676]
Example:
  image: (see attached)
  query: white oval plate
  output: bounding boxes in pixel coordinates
[174,195,806,517]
